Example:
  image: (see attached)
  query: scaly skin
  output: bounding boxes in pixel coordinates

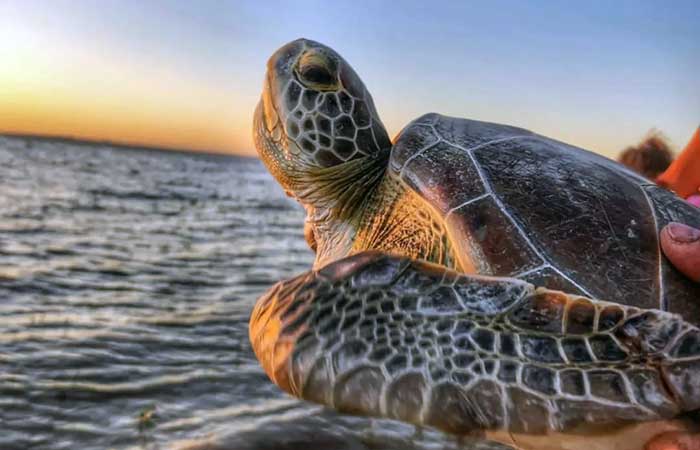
[352,173,458,271]
[249,253,700,449]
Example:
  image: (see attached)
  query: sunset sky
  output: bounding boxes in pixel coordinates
[0,0,698,157]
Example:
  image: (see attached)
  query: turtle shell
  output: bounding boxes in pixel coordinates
[390,113,700,326]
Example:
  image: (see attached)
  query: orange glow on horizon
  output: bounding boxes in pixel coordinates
[0,94,254,155]
[0,19,257,156]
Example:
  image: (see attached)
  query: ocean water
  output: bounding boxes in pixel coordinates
[0,136,509,450]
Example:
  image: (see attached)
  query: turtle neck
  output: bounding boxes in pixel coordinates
[291,148,391,269]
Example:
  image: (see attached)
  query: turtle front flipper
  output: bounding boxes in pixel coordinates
[249,252,700,436]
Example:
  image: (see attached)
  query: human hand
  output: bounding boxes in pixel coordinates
[645,430,700,450]
[660,222,700,282]
[652,222,700,449]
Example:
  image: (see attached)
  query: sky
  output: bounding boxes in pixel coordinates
[0,0,698,157]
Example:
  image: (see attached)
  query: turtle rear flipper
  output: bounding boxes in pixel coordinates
[249,252,700,435]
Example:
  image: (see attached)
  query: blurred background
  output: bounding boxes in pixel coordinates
[2,0,699,156]
[0,1,698,449]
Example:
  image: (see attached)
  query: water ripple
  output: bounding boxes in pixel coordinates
[0,137,319,450]
[0,136,507,450]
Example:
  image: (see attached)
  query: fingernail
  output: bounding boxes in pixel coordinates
[667,222,700,244]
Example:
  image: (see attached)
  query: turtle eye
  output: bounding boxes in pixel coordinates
[300,64,333,85]
[295,50,338,90]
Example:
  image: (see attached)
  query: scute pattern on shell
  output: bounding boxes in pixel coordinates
[255,253,700,435]
[390,114,700,321]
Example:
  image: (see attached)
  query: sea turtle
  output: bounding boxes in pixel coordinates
[249,39,700,450]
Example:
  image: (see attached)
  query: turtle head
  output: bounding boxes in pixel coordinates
[254,39,391,198]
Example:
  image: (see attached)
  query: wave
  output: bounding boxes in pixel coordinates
[0,138,317,450]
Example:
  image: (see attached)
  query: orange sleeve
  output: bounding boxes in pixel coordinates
[656,126,700,199]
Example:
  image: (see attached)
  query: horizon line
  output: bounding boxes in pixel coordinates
[0,130,254,158]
